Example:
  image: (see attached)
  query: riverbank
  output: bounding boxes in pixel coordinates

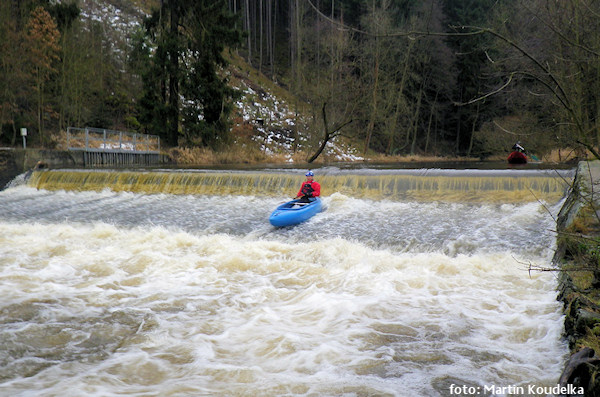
[555,160,600,394]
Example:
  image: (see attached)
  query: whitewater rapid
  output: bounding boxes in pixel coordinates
[0,172,569,396]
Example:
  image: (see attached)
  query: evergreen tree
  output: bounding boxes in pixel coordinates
[137,0,243,148]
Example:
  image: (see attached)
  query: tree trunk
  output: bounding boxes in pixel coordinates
[410,83,423,155]
[316,0,320,86]
[455,89,462,155]
[364,40,380,155]
[259,0,263,72]
[36,69,43,145]
[10,121,16,146]
[296,0,301,79]
[268,0,274,77]
[58,34,66,132]
[387,40,414,154]
[168,4,180,146]
[467,101,480,157]
[245,0,251,62]
[425,91,438,153]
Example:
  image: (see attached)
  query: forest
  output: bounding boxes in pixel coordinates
[1,0,599,160]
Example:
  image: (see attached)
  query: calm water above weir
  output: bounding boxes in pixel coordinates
[0,167,575,396]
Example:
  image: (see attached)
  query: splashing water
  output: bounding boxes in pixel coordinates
[0,168,571,396]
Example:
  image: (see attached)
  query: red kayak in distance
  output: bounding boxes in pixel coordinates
[507,151,527,164]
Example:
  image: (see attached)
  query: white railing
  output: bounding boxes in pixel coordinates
[67,127,160,153]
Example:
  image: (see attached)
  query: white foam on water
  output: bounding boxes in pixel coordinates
[0,219,566,396]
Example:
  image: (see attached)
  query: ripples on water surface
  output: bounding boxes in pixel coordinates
[0,168,573,396]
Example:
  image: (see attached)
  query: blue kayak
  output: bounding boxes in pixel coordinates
[269,198,322,227]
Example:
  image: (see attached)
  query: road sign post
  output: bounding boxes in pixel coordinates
[20,128,27,149]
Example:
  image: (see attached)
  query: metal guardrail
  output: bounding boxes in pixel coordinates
[66,127,161,167]
[67,127,160,153]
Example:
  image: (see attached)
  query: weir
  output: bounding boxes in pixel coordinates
[27,168,573,203]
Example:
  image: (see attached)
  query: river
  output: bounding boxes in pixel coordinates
[0,167,575,396]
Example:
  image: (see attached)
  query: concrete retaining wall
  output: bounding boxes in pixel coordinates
[0,148,171,188]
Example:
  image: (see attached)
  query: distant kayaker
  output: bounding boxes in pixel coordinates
[508,142,528,164]
[512,142,526,154]
[295,170,321,203]
[24,160,47,181]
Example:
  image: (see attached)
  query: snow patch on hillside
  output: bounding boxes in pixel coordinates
[74,0,362,162]
[78,0,145,31]
[231,78,363,162]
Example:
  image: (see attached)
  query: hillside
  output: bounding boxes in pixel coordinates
[75,0,363,164]
[226,54,364,163]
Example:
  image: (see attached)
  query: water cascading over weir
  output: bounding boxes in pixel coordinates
[27,168,573,204]
[0,165,579,395]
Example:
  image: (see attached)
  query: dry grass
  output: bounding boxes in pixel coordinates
[542,147,588,163]
[364,153,480,163]
[167,146,310,165]
[43,127,593,166]
[49,130,68,150]
[167,146,489,166]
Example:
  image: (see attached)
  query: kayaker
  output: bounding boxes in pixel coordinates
[512,142,526,154]
[295,170,321,203]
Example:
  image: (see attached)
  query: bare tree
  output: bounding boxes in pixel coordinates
[307,102,353,162]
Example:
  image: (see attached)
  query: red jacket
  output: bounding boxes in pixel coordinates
[296,180,321,198]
